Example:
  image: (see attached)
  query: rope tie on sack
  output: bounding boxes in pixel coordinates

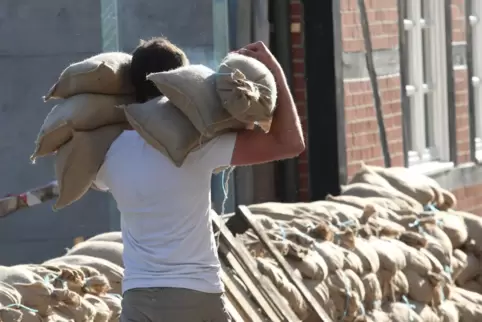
[408,219,426,235]
[342,275,352,319]
[44,273,67,289]
[3,303,38,313]
[402,295,416,322]
[338,219,357,229]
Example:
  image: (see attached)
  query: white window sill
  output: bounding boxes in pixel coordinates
[408,161,455,177]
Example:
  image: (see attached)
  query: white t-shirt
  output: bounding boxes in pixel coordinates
[94,130,237,294]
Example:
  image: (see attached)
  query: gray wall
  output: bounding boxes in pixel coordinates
[0,0,215,265]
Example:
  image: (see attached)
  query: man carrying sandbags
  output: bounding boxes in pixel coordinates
[94,41,305,322]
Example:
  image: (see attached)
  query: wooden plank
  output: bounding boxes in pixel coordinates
[219,242,283,322]
[223,292,245,322]
[213,215,300,322]
[220,263,265,322]
[237,205,334,322]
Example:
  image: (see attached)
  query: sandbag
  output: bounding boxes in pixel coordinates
[43,255,123,295]
[313,242,345,273]
[32,94,133,158]
[87,232,122,243]
[325,269,365,321]
[382,302,423,322]
[368,238,406,273]
[147,64,247,138]
[348,163,395,190]
[54,124,127,209]
[123,96,205,167]
[44,52,134,100]
[66,241,124,268]
[367,164,436,205]
[84,294,112,322]
[54,297,97,322]
[341,183,423,213]
[362,273,382,310]
[100,294,122,322]
[0,282,23,322]
[435,211,468,248]
[216,53,277,132]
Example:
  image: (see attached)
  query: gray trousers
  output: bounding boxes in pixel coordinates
[121,287,230,322]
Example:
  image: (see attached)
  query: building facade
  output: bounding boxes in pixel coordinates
[293,0,482,215]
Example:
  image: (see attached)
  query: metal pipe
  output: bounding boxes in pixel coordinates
[397,0,410,166]
[445,0,458,164]
[465,0,477,162]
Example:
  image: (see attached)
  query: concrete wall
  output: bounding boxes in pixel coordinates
[0,0,215,265]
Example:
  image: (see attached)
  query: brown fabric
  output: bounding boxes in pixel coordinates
[121,288,230,322]
[32,94,133,159]
[84,294,112,322]
[44,52,134,100]
[216,53,277,132]
[67,241,124,268]
[54,124,126,209]
[436,212,468,249]
[54,298,97,321]
[147,65,246,137]
[123,96,204,167]
[362,273,382,310]
[100,294,122,322]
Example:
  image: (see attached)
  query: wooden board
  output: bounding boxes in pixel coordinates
[237,205,334,322]
[213,215,300,322]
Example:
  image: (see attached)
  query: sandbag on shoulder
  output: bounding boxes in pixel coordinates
[146,65,247,138]
[54,124,127,209]
[122,96,205,167]
[44,52,134,100]
[0,282,23,322]
[32,94,133,159]
[216,53,277,132]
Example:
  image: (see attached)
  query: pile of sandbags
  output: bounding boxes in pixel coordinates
[233,163,482,321]
[0,234,124,321]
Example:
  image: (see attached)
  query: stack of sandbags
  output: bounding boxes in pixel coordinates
[123,52,278,167]
[232,164,482,321]
[32,52,138,210]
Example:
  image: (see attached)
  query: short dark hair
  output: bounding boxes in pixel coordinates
[130,37,189,103]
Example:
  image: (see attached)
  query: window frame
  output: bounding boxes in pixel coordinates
[404,0,453,173]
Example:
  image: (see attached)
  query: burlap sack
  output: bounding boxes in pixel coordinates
[451,292,482,322]
[123,96,205,167]
[365,165,435,205]
[344,269,366,301]
[389,239,432,276]
[348,163,394,190]
[368,238,406,273]
[437,300,459,322]
[456,252,479,285]
[146,65,247,138]
[342,249,364,275]
[313,241,346,273]
[100,294,121,322]
[66,241,124,268]
[256,257,308,319]
[325,269,365,321]
[344,238,380,274]
[32,94,133,159]
[0,282,23,322]
[403,269,442,304]
[409,302,441,322]
[340,183,423,213]
[54,124,126,209]
[216,53,277,132]
[84,294,112,322]
[44,52,134,100]
[362,273,382,310]
[43,255,123,295]
[248,202,315,221]
[382,302,423,322]
[54,298,97,322]
[286,249,328,281]
[435,212,468,248]
[451,210,482,249]
[87,231,122,244]
[451,249,468,281]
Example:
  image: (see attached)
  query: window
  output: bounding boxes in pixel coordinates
[403,0,453,172]
[470,0,482,161]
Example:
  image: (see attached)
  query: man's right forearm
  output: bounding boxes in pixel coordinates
[267,70,305,152]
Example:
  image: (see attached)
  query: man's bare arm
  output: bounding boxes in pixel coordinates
[230,42,305,166]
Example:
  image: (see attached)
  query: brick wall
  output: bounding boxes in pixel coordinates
[291,0,482,214]
[290,0,309,201]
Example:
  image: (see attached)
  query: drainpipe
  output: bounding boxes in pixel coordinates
[272,0,300,202]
